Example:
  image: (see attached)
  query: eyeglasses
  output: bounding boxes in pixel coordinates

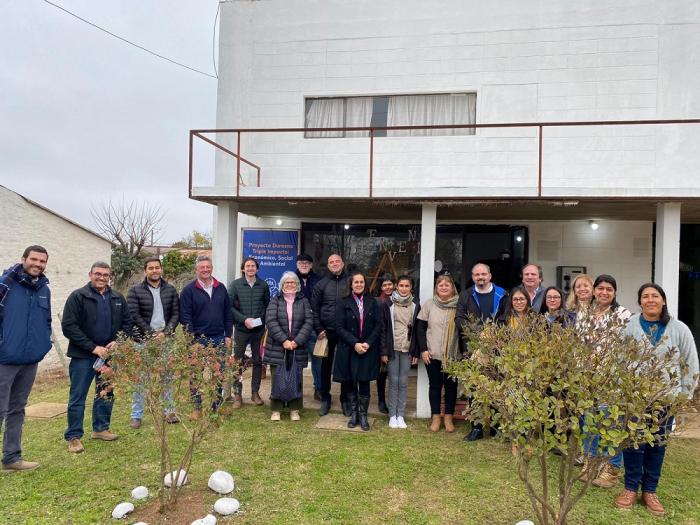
[546,295,561,301]
[512,297,527,302]
[91,272,111,279]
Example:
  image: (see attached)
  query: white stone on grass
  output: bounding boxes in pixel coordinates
[214,497,240,515]
[163,470,188,488]
[515,521,535,525]
[132,522,149,525]
[111,502,134,519]
[131,486,149,500]
[191,514,217,525]
[207,470,234,494]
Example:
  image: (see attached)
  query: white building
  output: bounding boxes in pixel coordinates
[191,1,700,416]
[0,185,112,371]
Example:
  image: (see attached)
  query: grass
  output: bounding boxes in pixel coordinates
[2,377,699,525]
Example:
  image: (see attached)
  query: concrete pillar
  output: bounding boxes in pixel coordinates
[654,202,681,317]
[212,201,239,286]
[416,204,437,418]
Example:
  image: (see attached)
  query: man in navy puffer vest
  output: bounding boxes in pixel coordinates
[0,245,52,472]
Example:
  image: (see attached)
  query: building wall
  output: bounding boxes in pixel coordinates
[209,0,700,199]
[0,187,112,371]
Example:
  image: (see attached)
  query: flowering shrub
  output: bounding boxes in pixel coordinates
[109,328,239,511]
[447,313,694,525]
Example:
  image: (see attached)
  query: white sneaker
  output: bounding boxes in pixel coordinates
[396,416,408,429]
[388,416,398,428]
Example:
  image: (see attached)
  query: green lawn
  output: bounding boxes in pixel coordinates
[2,378,699,525]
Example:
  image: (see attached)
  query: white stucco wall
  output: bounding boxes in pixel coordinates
[203,0,700,199]
[0,187,112,372]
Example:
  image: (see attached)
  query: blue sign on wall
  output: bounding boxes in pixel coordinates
[242,229,299,297]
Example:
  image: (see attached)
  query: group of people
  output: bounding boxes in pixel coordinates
[426,262,698,517]
[1,245,698,518]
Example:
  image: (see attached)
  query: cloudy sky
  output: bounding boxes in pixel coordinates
[1,0,219,243]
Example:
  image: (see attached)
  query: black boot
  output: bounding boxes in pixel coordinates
[464,423,484,442]
[377,372,388,414]
[377,399,389,415]
[358,395,370,432]
[346,392,359,429]
[319,395,331,417]
[341,392,352,417]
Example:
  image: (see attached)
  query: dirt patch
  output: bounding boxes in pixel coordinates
[32,367,67,392]
[129,486,220,524]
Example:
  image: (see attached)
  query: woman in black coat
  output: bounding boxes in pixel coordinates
[263,271,313,421]
[333,270,382,431]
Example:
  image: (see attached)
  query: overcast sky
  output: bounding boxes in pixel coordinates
[1,0,219,243]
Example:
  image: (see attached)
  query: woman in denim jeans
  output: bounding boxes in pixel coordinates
[614,283,699,517]
[578,274,631,489]
[380,275,420,429]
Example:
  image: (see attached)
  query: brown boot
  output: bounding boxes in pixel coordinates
[443,414,455,433]
[91,430,118,441]
[577,458,600,482]
[251,392,264,406]
[429,415,441,432]
[129,418,141,429]
[614,489,637,510]
[232,394,243,409]
[67,438,84,454]
[592,463,620,489]
[642,492,665,517]
[2,459,39,471]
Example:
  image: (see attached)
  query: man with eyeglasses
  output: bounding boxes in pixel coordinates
[295,254,322,400]
[61,261,131,454]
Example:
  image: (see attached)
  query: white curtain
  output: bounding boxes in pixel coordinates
[387,93,476,136]
[305,98,345,137]
[345,97,373,137]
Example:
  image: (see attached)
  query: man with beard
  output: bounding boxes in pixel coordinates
[295,254,322,399]
[456,262,507,442]
[0,246,52,471]
[126,257,180,428]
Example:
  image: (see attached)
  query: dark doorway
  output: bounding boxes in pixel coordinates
[679,224,700,343]
[301,223,528,300]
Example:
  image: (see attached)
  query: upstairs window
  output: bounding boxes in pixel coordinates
[304,93,476,138]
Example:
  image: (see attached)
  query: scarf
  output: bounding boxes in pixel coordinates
[283,292,296,333]
[391,290,414,307]
[353,293,365,336]
[0,263,44,309]
[432,294,460,364]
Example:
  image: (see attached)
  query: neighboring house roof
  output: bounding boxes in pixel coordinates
[1,184,111,244]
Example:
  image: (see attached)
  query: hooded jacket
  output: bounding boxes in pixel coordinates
[0,264,52,365]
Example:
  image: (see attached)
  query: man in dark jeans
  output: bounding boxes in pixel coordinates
[179,255,233,419]
[456,262,507,442]
[311,253,348,416]
[62,261,131,454]
[126,256,180,428]
[228,257,269,408]
[0,245,53,471]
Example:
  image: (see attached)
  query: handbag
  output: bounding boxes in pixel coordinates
[271,351,302,402]
[259,329,268,360]
[313,336,329,358]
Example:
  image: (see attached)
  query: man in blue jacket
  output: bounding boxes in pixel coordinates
[456,262,507,442]
[0,246,52,471]
[179,256,233,419]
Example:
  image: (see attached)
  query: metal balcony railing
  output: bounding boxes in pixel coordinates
[189,118,700,200]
